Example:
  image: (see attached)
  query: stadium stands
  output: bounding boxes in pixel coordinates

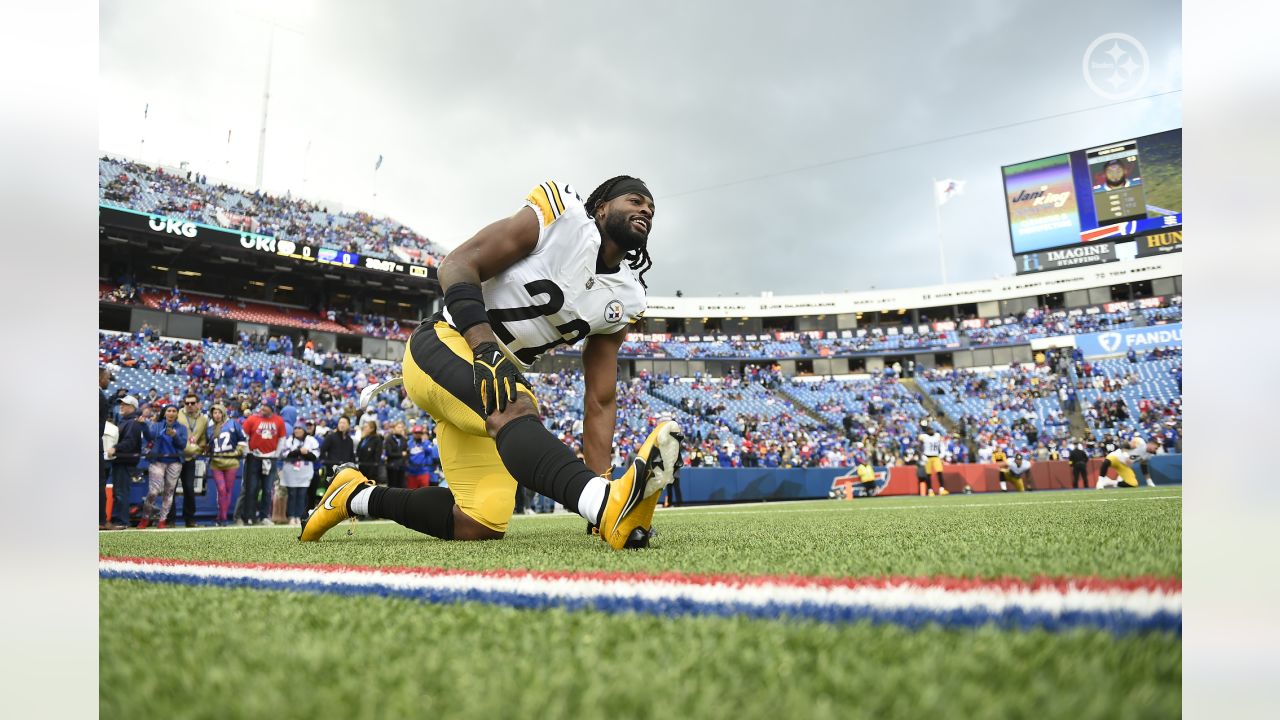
[1074,352,1183,450]
[99,155,447,265]
[100,330,413,430]
[916,364,1072,456]
[99,281,411,338]
[783,375,937,461]
[100,321,1182,472]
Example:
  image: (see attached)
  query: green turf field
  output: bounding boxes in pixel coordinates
[100,488,1182,719]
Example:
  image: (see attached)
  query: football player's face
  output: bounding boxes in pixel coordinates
[601,193,654,250]
[1105,163,1125,183]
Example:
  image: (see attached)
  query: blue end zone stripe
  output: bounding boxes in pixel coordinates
[101,568,1181,636]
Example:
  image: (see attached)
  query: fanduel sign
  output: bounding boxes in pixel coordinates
[1074,322,1182,358]
[1016,242,1117,275]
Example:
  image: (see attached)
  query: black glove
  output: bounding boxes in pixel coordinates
[472,342,528,415]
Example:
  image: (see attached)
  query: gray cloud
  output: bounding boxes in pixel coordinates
[100,0,1181,296]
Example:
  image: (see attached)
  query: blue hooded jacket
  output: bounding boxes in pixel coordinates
[405,437,438,475]
[144,411,189,462]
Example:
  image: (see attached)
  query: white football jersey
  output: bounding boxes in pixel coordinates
[1107,444,1151,467]
[920,432,944,457]
[444,180,647,369]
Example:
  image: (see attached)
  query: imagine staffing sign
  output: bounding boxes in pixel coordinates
[1016,242,1117,275]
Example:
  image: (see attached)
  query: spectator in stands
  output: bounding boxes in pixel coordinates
[358,404,379,432]
[138,405,188,529]
[357,420,384,485]
[174,392,208,528]
[662,465,684,507]
[374,398,392,426]
[99,367,112,527]
[383,421,408,489]
[104,395,143,529]
[404,425,437,489]
[206,403,245,526]
[280,424,320,526]
[239,402,287,526]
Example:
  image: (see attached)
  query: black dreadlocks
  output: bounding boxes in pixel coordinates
[583,175,653,289]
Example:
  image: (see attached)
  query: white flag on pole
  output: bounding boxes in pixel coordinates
[935,178,966,206]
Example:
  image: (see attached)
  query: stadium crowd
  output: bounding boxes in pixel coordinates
[99,156,446,265]
[98,316,1183,528]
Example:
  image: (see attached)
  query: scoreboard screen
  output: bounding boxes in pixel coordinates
[1002,128,1181,255]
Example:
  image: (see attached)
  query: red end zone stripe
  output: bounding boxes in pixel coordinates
[101,556,1181,594]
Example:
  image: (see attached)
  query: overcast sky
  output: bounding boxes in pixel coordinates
[99,0,1181,297]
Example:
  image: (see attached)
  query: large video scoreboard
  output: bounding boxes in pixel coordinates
[1001,128,1181,274]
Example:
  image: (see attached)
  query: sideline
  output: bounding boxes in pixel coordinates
[102,489,1181,532]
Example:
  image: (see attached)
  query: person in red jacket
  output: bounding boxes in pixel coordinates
[237,401,287,525]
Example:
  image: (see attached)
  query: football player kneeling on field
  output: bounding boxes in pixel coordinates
[1000,452,1032,492]
[300,176,683,550]
[1097,437,1157,489]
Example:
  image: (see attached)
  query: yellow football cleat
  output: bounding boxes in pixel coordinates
[299,464,375,542]
[598,420,683,550]
[938,486,950,496]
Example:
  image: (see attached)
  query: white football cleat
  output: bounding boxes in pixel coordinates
[359,376,404,408]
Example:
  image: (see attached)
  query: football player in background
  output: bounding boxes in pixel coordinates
[1097,437,1158,489]
[1000,452,1032,492]
[854,457,879,498]
[918,421,948,496]
[991,445,1009,491]
[301,177,682,549]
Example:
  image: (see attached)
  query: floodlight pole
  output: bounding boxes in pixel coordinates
[933,178,949,285]
[254,24,276,191]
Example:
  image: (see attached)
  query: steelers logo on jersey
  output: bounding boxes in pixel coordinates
[604,299,624,324]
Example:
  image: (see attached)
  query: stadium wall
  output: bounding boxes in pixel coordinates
[678,456,1182,503]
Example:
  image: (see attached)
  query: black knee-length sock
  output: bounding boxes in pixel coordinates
[366,486,456,539]
[494,415,598,512]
